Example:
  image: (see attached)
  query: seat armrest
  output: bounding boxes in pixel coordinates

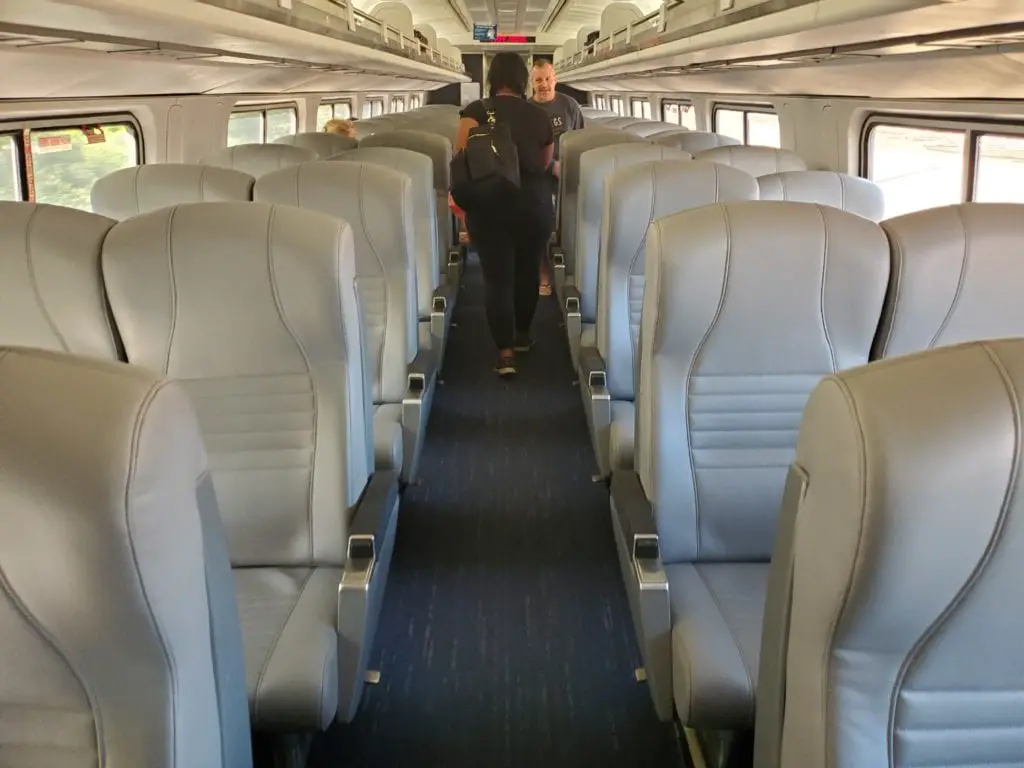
[610,470,659,562]
[551,245,565,267]
[563,283,581,316]
[347,470,400,563]
[578,345,607,391]
[431,283,456,315]
[406,347,439,401]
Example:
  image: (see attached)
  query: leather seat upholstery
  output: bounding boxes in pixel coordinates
[624,201,890,731]
[0,346,252,767]
[274,132,358,158]
[0,201,120,359]
[755,338,1024,768]
[694,146,806,177]
[875,203,1024,359]
[652,132,740,153]
[99,201,391,733]
[200,144,316,178]
[757,170,885,221]
[91,164,254,220]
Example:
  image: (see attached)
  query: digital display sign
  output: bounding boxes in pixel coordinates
[494,35,536,43]
[473,24,496,41]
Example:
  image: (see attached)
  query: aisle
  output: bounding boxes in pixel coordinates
[308,254,685,767]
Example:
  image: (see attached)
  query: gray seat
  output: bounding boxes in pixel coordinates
[100,202,399,759]
[91,164,254,220]
[274,132,358,158]
[553,128,643,297]
[0,201,119,358]
[653,131,740,154]
[200,144,316,178]
[581,161,759,478]
[330,146,455,358]
[600,117,645,129]
[351,121,386,140]
[608,202,890,752]
[565,143,692,370]
[754,338,1024,768]
[254,162,436,484]
[357,129,458,280]
[757,171,885,221]
[875,203,1024,359]
[694,146,806,177]
[621,121,680,138]
[0,345,252,768]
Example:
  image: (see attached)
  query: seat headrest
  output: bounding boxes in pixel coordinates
[0,345,226,766]
[91,164,255,220]
[876,203,1024,359]
[757,171,884,221]
[199,143,316,177]
[273,132,358,158]
[339,132,451,190]
[0,201,120,359]
[695,146,807,177]
[652,132,741,154]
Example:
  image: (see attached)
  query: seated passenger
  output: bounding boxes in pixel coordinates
[452,52,555,378]
[324,118,356,139]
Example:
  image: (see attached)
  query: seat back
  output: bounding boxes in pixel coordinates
[653,131,740,153]
[637,201,889,564]
[351,121,385,140]
[621,121,679,138]
[575,143,692,320]
[331,146,440,316]
[101,201,372,568]
[254,162,416,405]
[598,161,759,401]
[559,128,643,262]
[274,132,359,158]
[0,346,252,768]
[762,338,1024,768]
[200,144,316,177]
[91,165,254,220]
[600,117,643,129]
[356,129,454,254]
[875,203,1024,359]
[694,146,806,177]
[757,171,884,221]
[0,202,120,359]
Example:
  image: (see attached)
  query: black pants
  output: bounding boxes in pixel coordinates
[467,215,549,351]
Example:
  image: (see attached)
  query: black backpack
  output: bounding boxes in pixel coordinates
[449,99,521,215]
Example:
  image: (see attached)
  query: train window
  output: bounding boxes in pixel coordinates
[630,98,651,120]
[228,105,297,146]
[608,96,625,116]
[865,123,965,217]
[31,123,140,212]
[662,100,697,130]
[974,133,1024,203]
[714,105,780,147]
[595,95,607,110]
[390,96,406,113]
[409,95,421,109]
[317,100,353,129]
[0,134,19,201]
[362,98,385,118]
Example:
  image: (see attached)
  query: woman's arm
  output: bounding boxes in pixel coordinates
[455,117,479,152]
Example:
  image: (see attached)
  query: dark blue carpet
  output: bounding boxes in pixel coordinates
[308,254,686,768]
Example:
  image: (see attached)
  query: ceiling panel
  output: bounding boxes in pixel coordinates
[352,0,471,40]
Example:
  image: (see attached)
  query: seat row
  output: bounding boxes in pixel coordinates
[0,198,406,765]
[92,151,451,484]
[604,199,1024,763]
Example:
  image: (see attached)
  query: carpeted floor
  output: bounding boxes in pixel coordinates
[307,254,685,768]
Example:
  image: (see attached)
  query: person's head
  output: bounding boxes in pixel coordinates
[530,60,557,103]
[486,52,529,98]
[323,118,355,139]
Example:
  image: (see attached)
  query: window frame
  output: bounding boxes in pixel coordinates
[859,113,1024,204]
[323,100,353,121]
[389,95,406,113]
[594,95,607,110]
[363,97,385,118]
[661,98,697,130]
[608,95,625,116]
[0,112,143,203]
[409,95,422,110]
[630,97,651,120]
[712,103,778,144]
[228,103,298,144]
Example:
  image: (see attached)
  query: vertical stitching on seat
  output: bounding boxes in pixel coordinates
[927,205,969,349]
[683,204,732,559]
[133,167,142,217]
[816,205,839,372]
[264,203,319,562]
[885,341,1021,766]
[164,206,180,373]
[124,380,180,766]
[357,164,389,400]
[23,205,71,353]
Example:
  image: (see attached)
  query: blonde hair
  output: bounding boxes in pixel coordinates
[323,118,355,138]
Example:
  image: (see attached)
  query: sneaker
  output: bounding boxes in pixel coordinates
[495,352,516,378]
[513,333,534,353]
